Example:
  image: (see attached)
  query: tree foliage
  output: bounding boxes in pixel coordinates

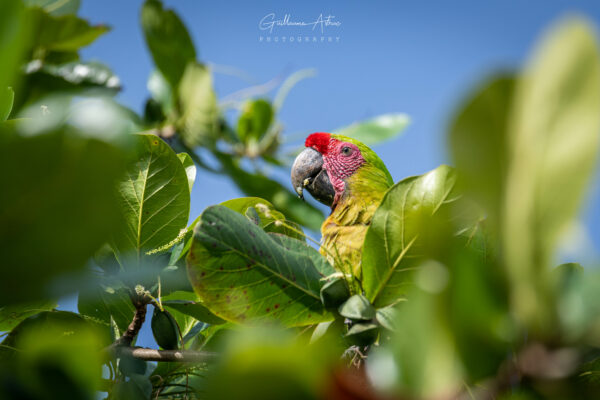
[1,1,600,399]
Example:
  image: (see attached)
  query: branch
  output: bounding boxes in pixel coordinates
[114,296,148,347]
[116,346,218,363]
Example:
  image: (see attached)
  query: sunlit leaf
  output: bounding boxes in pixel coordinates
[178,152,196,192]
[362,165,460,308]
[111,134,190,264]
[24,0,80,16]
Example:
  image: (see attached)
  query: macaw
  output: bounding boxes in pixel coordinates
[291,132,393,290]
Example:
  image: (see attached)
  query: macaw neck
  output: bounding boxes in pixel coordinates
[328,166,391,226]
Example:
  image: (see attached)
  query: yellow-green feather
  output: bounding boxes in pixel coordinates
[321,135,393,292]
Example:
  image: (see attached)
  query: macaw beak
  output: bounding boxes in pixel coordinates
[291,147,335,207]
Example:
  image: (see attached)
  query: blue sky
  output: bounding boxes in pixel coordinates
[72,0,600,344]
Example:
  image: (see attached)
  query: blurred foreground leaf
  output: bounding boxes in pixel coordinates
[504,18,600,330]
[0,128,126,304]
[178,62,219,147]
[333,113,410,146]
[24,0,81,16]
[28,7,108,53]
[0,311,107,400]
[0,87,14,121]
[141,0,196,90]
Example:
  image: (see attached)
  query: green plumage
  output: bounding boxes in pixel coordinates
[321,135,393,292]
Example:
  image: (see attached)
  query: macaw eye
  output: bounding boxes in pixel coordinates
[341,146,353,156]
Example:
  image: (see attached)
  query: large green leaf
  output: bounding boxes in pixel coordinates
[362,165,460,308]
[333,113,410,146]
[178,62,219,147]
[503,18,600,329]
[24,0,80,16]
[0,300,56,332]
[187,205,333,326]
[28,8,109,53]
[141,0,196,90]
[217,153,324,231]
[0,129,126,304]
[111,134,190,263]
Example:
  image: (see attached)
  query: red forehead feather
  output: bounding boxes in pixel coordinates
[305,132,332,155]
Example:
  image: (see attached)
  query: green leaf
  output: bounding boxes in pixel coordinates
[338,294,375,321]
[152,307,180,350]
[177,152,196,192]
[449,75,515,231]
[0,0,29,93]
[503,18,600,330]
[0,129,126,304]
[0,87,14,121]
[187,205,333,326]
[141,0,196,90]
[163,294,226,325]
[24,0,80,16]
[345,322,379,347]
[0,311,107,399]
[114,374,152,400]
[333,113,410,146]
[147,69,174,117]
[178,62,219,147]
[29,8,109,53]
[237,99,274,143]
[216,153,324,231]
[362,165,460,308]
[320,278,351,309]
[77,279,135,334]
[375,303,402,332]
[25,61,121,92]
[0,300,56,332]
[111,134,190,263]
[221,197,285,226]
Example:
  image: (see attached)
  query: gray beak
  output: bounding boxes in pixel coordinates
[291,147,335,207]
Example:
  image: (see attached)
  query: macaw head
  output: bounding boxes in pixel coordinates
[291,132,393,209]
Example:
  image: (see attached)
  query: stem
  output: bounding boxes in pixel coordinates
[115,347,218,363]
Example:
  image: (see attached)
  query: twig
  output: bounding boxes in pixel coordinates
[115,347,218,363]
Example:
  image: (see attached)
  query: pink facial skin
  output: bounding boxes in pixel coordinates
[305,133,365,207]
